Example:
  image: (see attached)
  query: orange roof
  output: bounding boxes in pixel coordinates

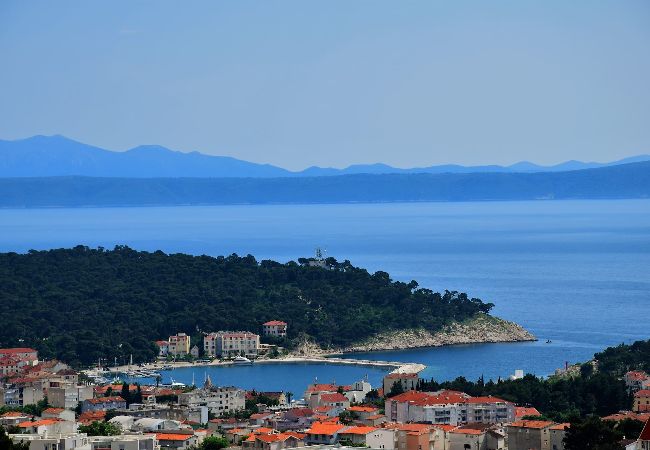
[321,393,348,403]
[431,424,457,432]
[155,434,194,441]
[253,427,274,434]
[515,406,541,418]
[263,321,287,326]
[550,423,570,430]
[348,406,378,413]
[627,371,649,380]
[18,419,62,427]
[2,412,31,418]
[449,428,483,435]
[306,383,338,393]
[86,396,125,404]
[508,420,555,429]
[43,408,65,414]
[635,390,650,397]
[307,422,347,435]
[340,426,378,435]
[383,423,432,432]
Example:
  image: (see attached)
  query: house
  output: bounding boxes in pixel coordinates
[10,432,90,450]
[42,407,76,422]
[626,371,650,392]
[0,411,33,427]
[82,396,127,413]
[203,331,260,358]
[506,420,555,450]
[339,426,395,449]
[635,390,650,413]
[549,423,569,450]
[168,334,191,357]
[88,434,158,450]
[190,346,200,358]
[262,321,288,338]
[133,418,181,432]
[156,341,170,357]
[630,417,650,450]
[17,418,76,435]
[447,427,488,450]
[305,422,347,445]
[155,433,197,449]
[319,393,350,411]
[243,432,306,450]
[388,423,446,450]
[383,373,419,395]
[0,348,38,363]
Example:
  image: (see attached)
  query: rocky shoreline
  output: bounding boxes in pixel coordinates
[340,314,536,353]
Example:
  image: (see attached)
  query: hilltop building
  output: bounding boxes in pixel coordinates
[263,321,288,338]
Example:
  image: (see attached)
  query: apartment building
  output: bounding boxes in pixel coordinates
[262,321,288,338]
[178,386,245,415]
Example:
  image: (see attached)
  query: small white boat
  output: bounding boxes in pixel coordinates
[232,356,253,365]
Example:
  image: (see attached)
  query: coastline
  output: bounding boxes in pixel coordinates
[89,314,534,379]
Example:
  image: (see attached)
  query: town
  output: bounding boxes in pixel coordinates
[2,335,650,450]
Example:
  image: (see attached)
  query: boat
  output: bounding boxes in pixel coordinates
[233,356,253,365]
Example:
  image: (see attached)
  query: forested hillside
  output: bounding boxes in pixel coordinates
[0,246,493,366]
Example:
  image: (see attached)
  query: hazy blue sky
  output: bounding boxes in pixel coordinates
[1,1,649,170]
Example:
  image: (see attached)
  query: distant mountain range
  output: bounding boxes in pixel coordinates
[1,161,648,207]
[1,135,649,178]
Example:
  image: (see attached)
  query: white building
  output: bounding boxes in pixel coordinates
[262,321,288,338]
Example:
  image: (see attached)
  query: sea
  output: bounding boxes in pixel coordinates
[1,199,649,397]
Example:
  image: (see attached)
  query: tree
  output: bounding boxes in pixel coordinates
[387,381,405,398]
[564,416,623,450]
[78,421,121,436]
[0,426,30,450]
[199,436,229,450]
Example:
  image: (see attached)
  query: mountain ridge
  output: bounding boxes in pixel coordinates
[1,135,648,178]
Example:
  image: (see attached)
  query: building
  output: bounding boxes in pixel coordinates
[339,427,395,449]
[0,348,38,363]
[89,434,158,450]
[386,391,515,426]
[168,334,191,357]
[17,418,77,435]
[506,420,555,450]
[10,432,91,450]
[305,422,347,445]
[190,346,200,358]
[635,390,650,413]
[178,383,245,415]
[383,373,419,395]
[82,396,127,413]
[549,423,569,450]
[203,331,260,358]
[49,385,94,409]
[262,321,288,338]
[156,341,169,357]
[155,433,197,449]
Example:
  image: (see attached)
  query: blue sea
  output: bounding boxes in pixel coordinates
[1,200,649,396]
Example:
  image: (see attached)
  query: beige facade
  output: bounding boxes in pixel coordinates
[506,421,554,450]
[168,333,191,357]
[204,331,259,358]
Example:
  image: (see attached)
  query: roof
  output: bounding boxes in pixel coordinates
[340,426,378,435]
[155,434,194,441]
[0,348,37,354]
[253,427,274,434]
[449,428,484,435]
[307,422,347,435]
[306,383,339,393]
[627,371,649,380]
[85,396,125,404]
[635,390,650,397]
[347,406,378,413]
[640,418,650,441]
[550,423,570,431]
[508,420,555,429]
[1,412,31,418]
[383,423,432,432]
[18,419,62,427]
[250,413,273,420]
[515,406,541,418]
[43,408,65,414]
[320,393,348,403]
[263,321,287,326]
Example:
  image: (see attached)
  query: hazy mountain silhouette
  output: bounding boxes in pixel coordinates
[1,135,649,178]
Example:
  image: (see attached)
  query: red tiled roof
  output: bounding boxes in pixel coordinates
[635,390,650,397]
[18,419,62,427]
[340,426,378,435]
[515,406,541,418]
[449,428,483,435]
[640,418,650,441]
[550,423,570,430]
[508,420,555,429]
[627,371,649,380]
[306,383,339,393]
[347,406,378,413]
[43,408,65,414]
[155,434,194,441]
[320,393,348,403]
[1,412,32,418]
[307,422,347,435]
[86,396,125,404]
[253,427,274,434]
[263,321,287,326]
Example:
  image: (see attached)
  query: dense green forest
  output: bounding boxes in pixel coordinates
[0,246,493,366]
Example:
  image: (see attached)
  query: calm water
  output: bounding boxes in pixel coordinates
[2,200,649,391]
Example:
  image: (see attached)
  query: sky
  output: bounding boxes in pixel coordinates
[0,1,649,170]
